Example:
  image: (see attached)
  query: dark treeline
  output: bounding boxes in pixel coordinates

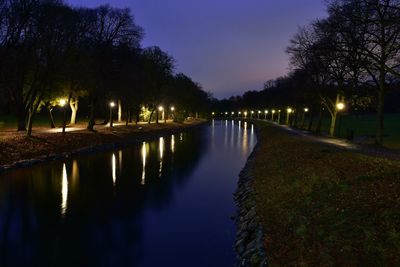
[0,0,211,136]
[215,0,400,145]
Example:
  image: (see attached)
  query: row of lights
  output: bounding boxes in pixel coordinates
[59,99,177,112]
[212,102,345,116]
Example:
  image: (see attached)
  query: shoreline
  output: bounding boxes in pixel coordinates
[0,121,207,173]
[234,122,268,267]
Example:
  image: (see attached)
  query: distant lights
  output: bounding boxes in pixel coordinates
[287,108,293,113]
[264,110,269,114]
[158,106,164,111]
[304,108,309,112]
[272,110,276,114]
[109,101,115,108]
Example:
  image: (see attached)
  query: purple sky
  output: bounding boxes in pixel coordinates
[67,0,327,99]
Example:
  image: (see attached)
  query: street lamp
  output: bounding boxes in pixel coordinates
[258,110,261,119]
[304,108,309,112]
[170,106,175,122]
[336,102,346,137]
[336,102,345,111]
[271,109,276,121]
[109,101,115,127]
[251,110,254,118]
[264,110,268,120]
[59,99,67,134]
[286,108,293,125]
[244,111,248,118]
[158,106,165,123]
[59,99,66,107]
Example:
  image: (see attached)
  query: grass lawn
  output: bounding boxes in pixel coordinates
[0,114,84,130]
[302,113,400,150]
[252,121,400,266]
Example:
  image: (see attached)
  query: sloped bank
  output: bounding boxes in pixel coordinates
[234,126,268,267]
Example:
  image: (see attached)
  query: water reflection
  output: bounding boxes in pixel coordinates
[61,163,68,217]
[171,134,175,153]
[141,142,148,185]
[112,153,117,186]
[159,137,164,177]
[0,123,255,267]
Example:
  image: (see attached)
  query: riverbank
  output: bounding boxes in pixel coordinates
[239,120,400,266]
[0,120,206,171]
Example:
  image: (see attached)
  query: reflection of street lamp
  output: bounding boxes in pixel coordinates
[109,101,115,127]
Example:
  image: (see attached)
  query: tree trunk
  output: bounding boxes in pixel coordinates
[156,109,159,124]
[148,108,155,124]
[16,105,26,131]
[376,75,386,145]
[307,111,314,132]
[329,112,337,136]
[125,109,130,126]
[62,92,72,135]
[26,95,42,137]
[118,100,122,122]
[315,106,323,135]
[48,108,55,128]
[87,97,96,131]
[69,98,78,125]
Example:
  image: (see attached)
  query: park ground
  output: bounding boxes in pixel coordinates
[251,120,400,266]
[303,113,400,150]
[0,118,205,169]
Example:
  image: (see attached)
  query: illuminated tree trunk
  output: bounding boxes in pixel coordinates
[69,98,78,125]
[48,108,55,128]
[118,100,122,122]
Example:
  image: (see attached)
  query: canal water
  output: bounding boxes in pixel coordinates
[0,120,256,267]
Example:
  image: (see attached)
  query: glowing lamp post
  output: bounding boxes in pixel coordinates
[158,106,165,123]
[244,111,248,118]
[336,102,346,136]
[271,110,276,121]
[109,101,115,127]
[238,111,241,118]
[286,108,293,125]
[278,110,281,123]
[251,110,254,118]
[59,99,67,134]
[170,106,175,122]
[336,102,345,111]
[264,110,268,120]
[302,108,309,128]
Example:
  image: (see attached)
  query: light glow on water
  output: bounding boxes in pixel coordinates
[112,154,117,186]
[159,137,164,177]
[141,142,148,185]
[171,134,175,153]
[61,163,68,217]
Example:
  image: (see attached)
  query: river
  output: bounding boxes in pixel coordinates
[0,120,256,267]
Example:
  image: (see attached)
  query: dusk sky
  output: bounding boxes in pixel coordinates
[67,0,327,99]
